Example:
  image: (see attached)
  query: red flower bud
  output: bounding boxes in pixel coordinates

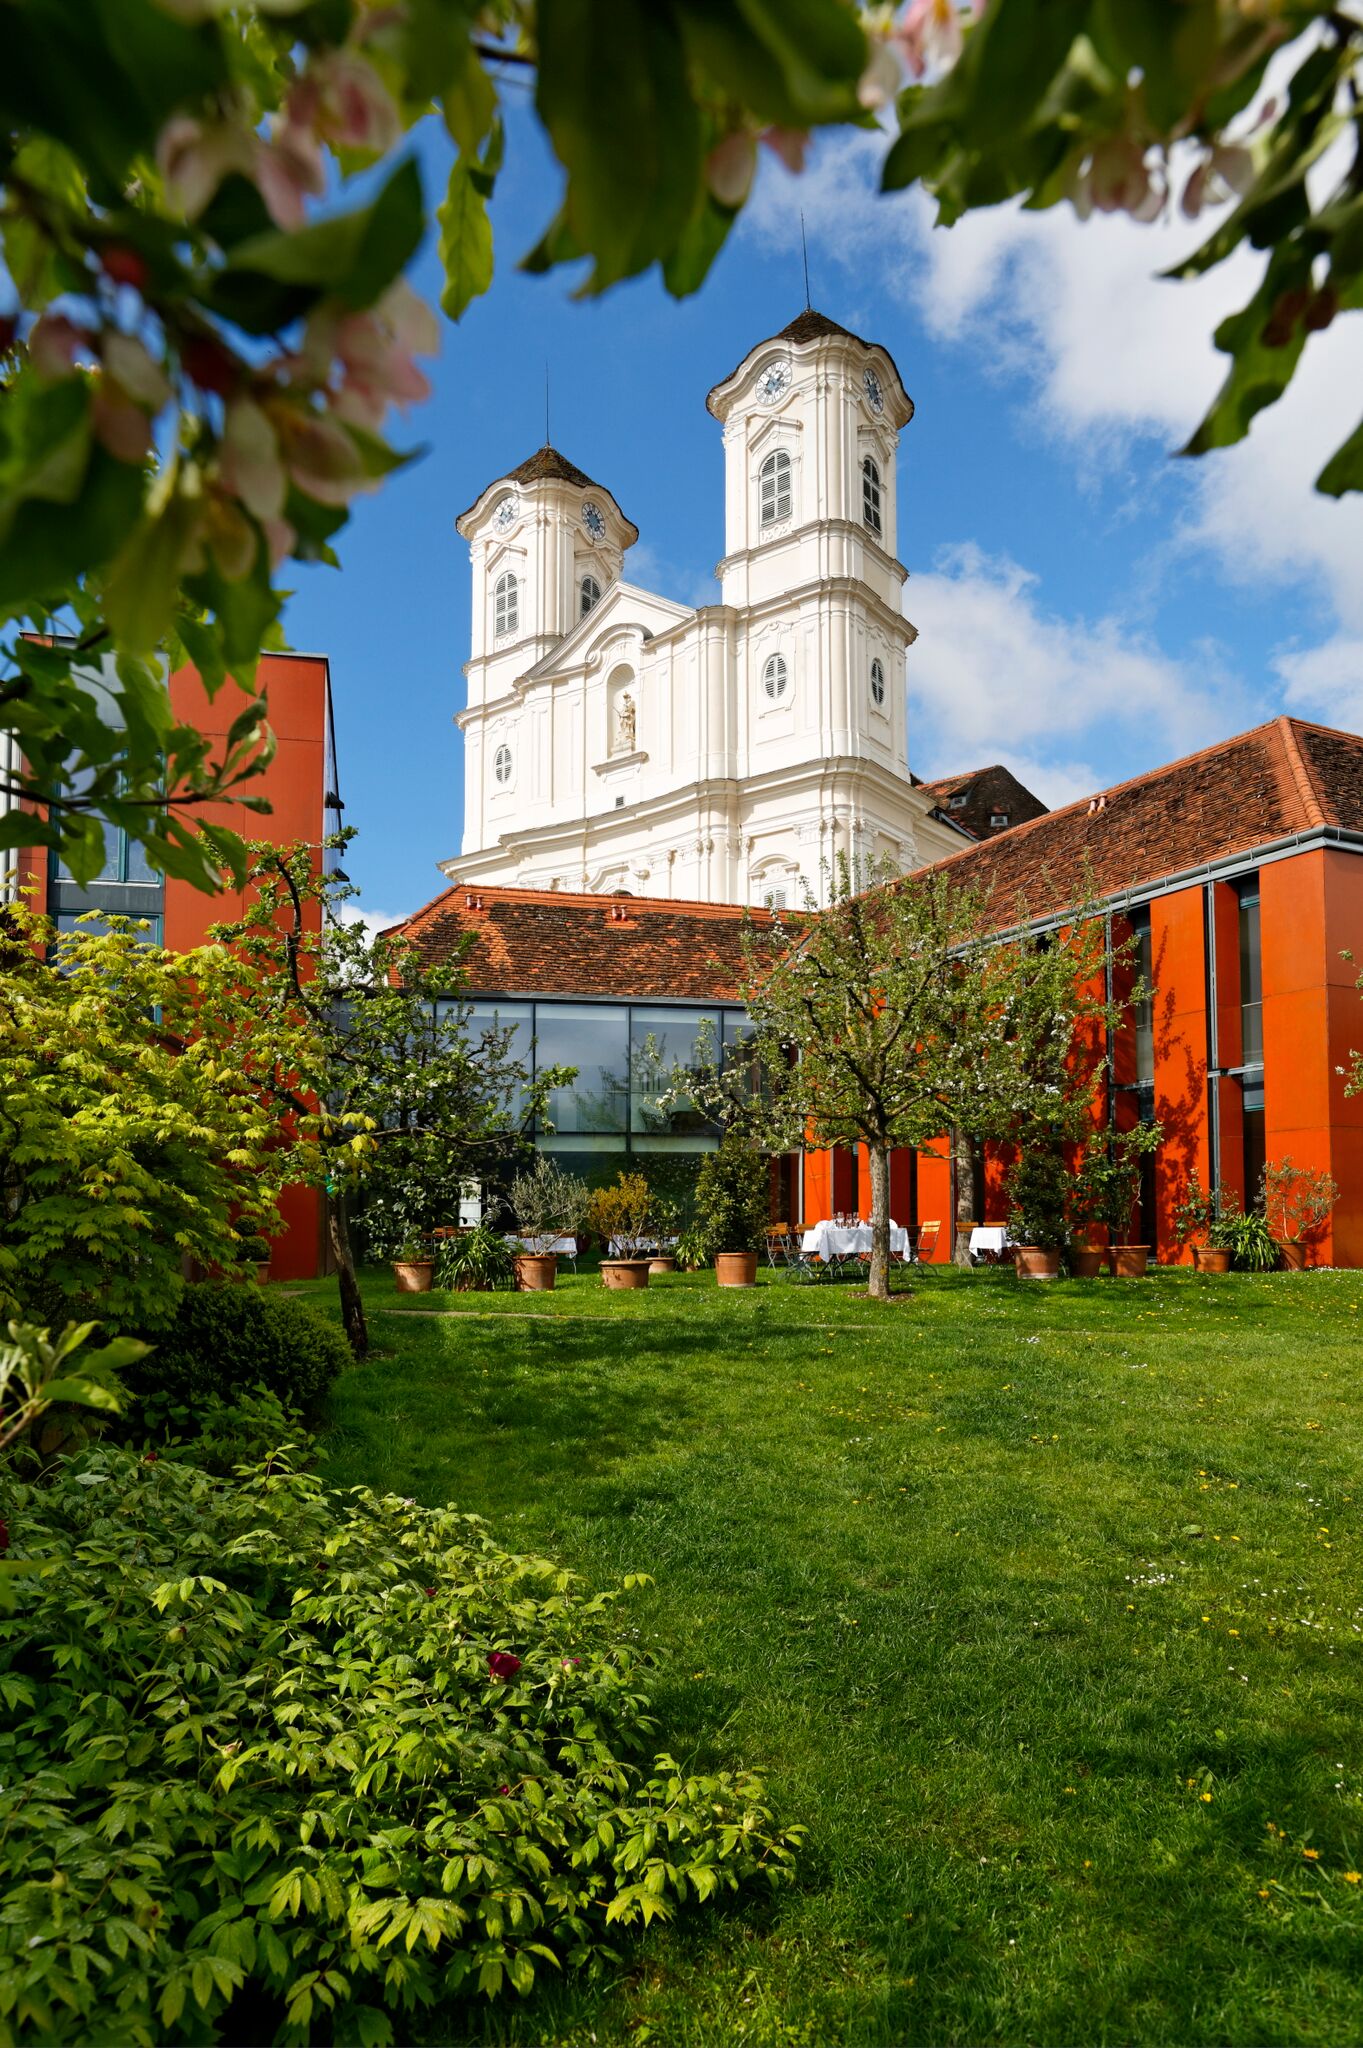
[499,1784,511,1796]
[487,1650,521,1681]
[100,244,150,292]
[144,1451,158,1464]
[182,333,237,397]
[425,1587,436,1597]
[0,1516,8,1553]
[0,315,16,354]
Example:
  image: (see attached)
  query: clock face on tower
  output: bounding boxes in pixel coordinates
[756,359,791,406]
[582,501,606,540]
[492,492,518,532]
[863,367,884,415]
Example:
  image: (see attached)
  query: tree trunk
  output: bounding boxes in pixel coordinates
[952,1127,975,1268]
[327,1190,369,1359]
[867,1140,892,1302]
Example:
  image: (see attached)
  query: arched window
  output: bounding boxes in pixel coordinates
[492,743,512,785]
[762,653,788,701]
[494,572,518,636]
[580,575,601,617]
[760,449,791,526]
[862,456,882,537]
[870,657,886,707]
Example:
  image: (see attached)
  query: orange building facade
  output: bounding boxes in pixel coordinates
[12,651,340,1282]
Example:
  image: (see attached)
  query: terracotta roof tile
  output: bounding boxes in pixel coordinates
[393,884,773,1000]
[921,716,1363,927]
[915,763,1049,840]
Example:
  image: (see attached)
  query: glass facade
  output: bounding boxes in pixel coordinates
[1129,907,1154,1087]
[1237,878,1263,1067]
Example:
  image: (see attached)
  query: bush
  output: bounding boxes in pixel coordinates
[131,1284,350,1417]
[0,1445,802,2043]
[692,1137,768,1257]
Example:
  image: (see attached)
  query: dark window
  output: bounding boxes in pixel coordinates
[1242,1075,1266,1206]
[1130,906,1154,1087]
[580,575,601,617]
[536,1002,629,1136]
[862,456,882,536]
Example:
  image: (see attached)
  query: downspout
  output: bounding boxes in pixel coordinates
[1204,882,1221,1193]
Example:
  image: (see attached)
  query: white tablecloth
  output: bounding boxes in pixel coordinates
[506,1235,576,1255]
[968,1225,1012,1258]
[607,1235,679,1257]
[801,1220,910,1259]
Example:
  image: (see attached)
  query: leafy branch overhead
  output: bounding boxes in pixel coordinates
[1,0,1357,886]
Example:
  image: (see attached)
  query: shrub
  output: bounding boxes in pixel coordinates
[131,1284,350,1417]
[1261,1156,1339,1245]
[508,1157,590,1250]
[691,1137,768,1258]
[434,1222,516,1292]
[0,1445,802,2042]
[585,1172,655,1257]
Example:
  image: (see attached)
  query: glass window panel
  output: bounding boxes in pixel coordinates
[630,1005,718,1134]
[463,1000,534,1121]
[124,830,158,884]
[1131,910,1154,1087]
[1237,880,1262,1067]
[537,1002,628,1134]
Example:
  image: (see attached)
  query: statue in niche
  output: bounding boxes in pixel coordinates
[616,692,636,753]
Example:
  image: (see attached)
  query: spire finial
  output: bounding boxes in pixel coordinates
[544,360,550,447]
[800,210,811,311]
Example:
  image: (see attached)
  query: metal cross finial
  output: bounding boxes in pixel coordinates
[800,210,811,310]
[544,360,550,446]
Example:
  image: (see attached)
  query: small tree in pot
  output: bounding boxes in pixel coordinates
[693,1135,768,1288]
[1003,1145,1072,1279]
[1260,1156,1338,1269]
[1083,1123,1162,1277]
[508,1157,590,1290]
[1174,1176,1239,1272]
[586,1173,655,1290]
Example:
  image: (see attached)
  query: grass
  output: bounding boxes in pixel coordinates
[292,1259,1363,2046]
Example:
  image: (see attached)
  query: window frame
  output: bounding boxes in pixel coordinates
[869,657,886,707]
[759,448,792,526]
[580,574,601,618]
[494,570,519,636]
[862,455,882,537]
[762,652,789,701]
[492,742,513,786]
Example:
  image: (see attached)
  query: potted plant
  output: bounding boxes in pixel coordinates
[235,1233,274,1284]
[1260,1156,1338,1271]
[1003,1147,1070,1279]
[586,1173,655,1289]
[434,1220,515,1293]
[647,1193,683,1274]
[508,1156,589,1291]
[389,1231,435,1294]
[693,1134,768,1287]
[1091,1123,1162,1278]
[1174,1176,1234,1273]
[1065,1143,1107,1278]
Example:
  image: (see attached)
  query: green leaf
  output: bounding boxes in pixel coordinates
[535,0,703,292]
[662,188,736,299]
[1317,414,1363,498]
[676,0,866,126]
[216,157,426,321]
[1180,248,1312,460]
[438,154,495,321]
[104,494,203,658]
[438,32,499,153]
[0,447,144,616]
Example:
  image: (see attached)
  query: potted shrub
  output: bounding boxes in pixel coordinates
[1065,1143,1107,1277]
[647,1193,683,1275]
[586,1173,655,1289]
[1004,1147,1070,1279]
[236,1233,273,1284]
[508,1156,589,1291]
[1261,1156,1338,1271]
[434,1221,515,1293]
[1174,1177,1235,1273]
[693,1135,768,1287]
[390,1232,435,1294]
[1091,1123,1162,1278]
[1218,1207,1278,1273]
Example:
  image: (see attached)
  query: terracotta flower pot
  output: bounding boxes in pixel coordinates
[1108,1244,1150,1278]
[600,1259,650,1290]
[514,1252,558,1292]
[715,1251,759,1288]
[255,1263,271,1285]
[1276,1240,1307,1272]
[1014,1245,1061,1280]
[647,1255,678,1275]
[1069,1247,1105,1278]
[1191,1245,1232,1274]
[393,1259,434,1293]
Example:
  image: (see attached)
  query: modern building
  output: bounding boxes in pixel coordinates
[397,716,1363,1268]
[445,310,977,908]
[10,649,341,1281]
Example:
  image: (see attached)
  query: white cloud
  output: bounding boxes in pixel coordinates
[743,122,1363,753]
[340,902,413,943]
[904,542,1245,806]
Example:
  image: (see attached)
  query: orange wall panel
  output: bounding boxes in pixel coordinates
[916,1143,952,1262]
[1149,886,1209,1261]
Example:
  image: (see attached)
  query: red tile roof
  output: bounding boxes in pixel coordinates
[392,884,775,1000]
[922,716,1363,927]
[914,763,1049,841]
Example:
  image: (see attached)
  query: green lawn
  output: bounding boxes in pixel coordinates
[293,1261,1363,2047]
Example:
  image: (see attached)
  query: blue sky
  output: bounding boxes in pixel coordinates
[280,105,1363,927]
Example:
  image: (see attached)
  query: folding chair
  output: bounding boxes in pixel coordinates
[764,1223,790,1271]
[912,1221,940,1264]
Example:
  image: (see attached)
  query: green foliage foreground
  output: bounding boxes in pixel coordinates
[0,1443,800,2046]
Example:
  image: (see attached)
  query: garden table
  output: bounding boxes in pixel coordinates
[801,1220,910,1262]
[968,1225,1012,1262]
[505,1235,577,1255]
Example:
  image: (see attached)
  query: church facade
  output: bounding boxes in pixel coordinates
[443,310,971,909]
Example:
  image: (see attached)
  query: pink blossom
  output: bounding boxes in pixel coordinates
[1072,135,1165,222]
[314,280,437,430]
[220,398,287,522]
[896,0,969,80]
[156,115,256,220]
[1180,144,1254,219]
[275,409,371,506]
[487,1650,522,1681]
[705,132,757,208]
[760,128,810,175]
[92,381,153,464]
[29,312,90,380]
[858,38,903,110]
[102,332,171,411]
[256,122,327,232]
[289,50,402,156]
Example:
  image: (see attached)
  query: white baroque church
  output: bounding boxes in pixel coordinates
[441,309,971,908]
